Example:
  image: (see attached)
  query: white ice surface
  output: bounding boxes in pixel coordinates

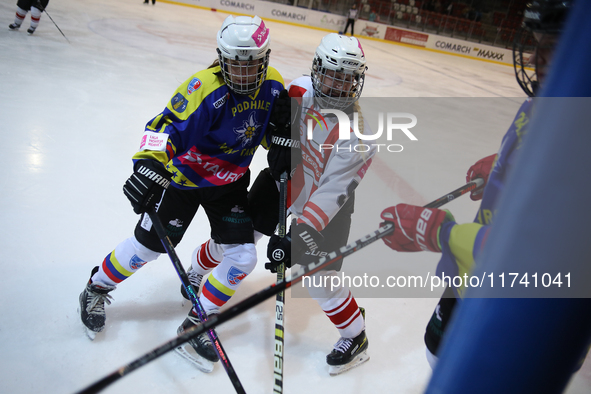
[1,0,590,393]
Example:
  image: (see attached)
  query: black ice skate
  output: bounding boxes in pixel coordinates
[78,267,115,340]
[326,330,370,375]
[175,310,219,373]
[9,23,21,30]
[27,26,35,34]
[180,267,203,302]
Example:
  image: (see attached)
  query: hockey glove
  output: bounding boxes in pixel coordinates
[265,222,323,273]
[380,204,454,252]
[466,153,496,201]
[265,232,292,273]
[123,160,172,214]
[267,89,301,181]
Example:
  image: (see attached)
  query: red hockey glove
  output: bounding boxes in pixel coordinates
[466,154,496,201]
[380,204,454,252]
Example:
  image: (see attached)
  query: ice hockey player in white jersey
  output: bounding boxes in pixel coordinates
[184,33,375,376]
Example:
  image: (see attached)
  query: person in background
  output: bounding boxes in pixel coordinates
[342,3,358,36]
[8,0,49,34]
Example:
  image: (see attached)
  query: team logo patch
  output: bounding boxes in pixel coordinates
[227,266,247,286]
[187,78,202,95]
[171,93,188,113]
[130,255,147,270]
[233,111,261,147]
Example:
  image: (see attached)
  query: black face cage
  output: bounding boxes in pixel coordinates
[217,48,271,95]
[513,27,539,97]
[310,57,365,111]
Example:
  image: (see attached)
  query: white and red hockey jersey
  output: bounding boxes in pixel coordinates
[287,76,375,231]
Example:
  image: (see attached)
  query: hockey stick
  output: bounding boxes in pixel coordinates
[43,9,70,44]
[273,171,288,393]
[424,178,484,208]
[75,179,481,394]
[147,210,246,394]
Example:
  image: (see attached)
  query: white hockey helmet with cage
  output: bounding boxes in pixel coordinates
[311,34,367,110]
[217,15,271,95]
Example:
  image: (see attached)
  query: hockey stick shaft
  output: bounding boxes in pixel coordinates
[273,172,288,394]
[75,180,480,394]
[43,9,70,44]
[147,210,246,394]
[424,178,484,208]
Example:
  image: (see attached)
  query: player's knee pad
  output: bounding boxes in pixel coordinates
[130,236,161,262]
[94,237,160,286]
[220,243,257,275]
[30,6,41,17]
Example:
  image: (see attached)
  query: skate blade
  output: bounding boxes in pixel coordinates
[175,343,214,373]
[78,307,99,340]
[328,350,370,376]
[85,327,98,340]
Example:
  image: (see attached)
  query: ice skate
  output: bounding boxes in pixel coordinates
[180,266,203,304]
[326,330,370,376]
[27,26,35,34]
[9,23,21,30]
[78,267,115,340]
[175,310,218,373]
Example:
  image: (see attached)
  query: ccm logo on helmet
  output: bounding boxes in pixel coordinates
[415,208,432,251]
[342,60,359,67]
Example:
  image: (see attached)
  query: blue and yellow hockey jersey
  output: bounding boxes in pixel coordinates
[437,98,534,297]
[132,65,284,189]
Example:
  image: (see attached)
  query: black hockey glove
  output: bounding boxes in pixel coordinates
[265,222,323,273]
[265,232,292,273]
[267,89,302,181]
[123,160,172,214]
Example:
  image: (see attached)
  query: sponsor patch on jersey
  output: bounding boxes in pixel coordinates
[139,131,169,151]
[213,93,229,109]
[171,93,188,113]
[129,255,147,270]
[187,78,202,95]
[227,266,247,286]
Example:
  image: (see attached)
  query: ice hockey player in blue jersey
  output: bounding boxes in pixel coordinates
[78,15,285,368]
[378,0,573,369]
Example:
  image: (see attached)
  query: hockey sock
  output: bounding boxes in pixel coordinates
[323,291,364,339]
[198,243,256,314]
[30,7,42,29]
[14,7,26,26]
[191,239,223,275]
[307,271,365,339]
[92,236,160,287]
